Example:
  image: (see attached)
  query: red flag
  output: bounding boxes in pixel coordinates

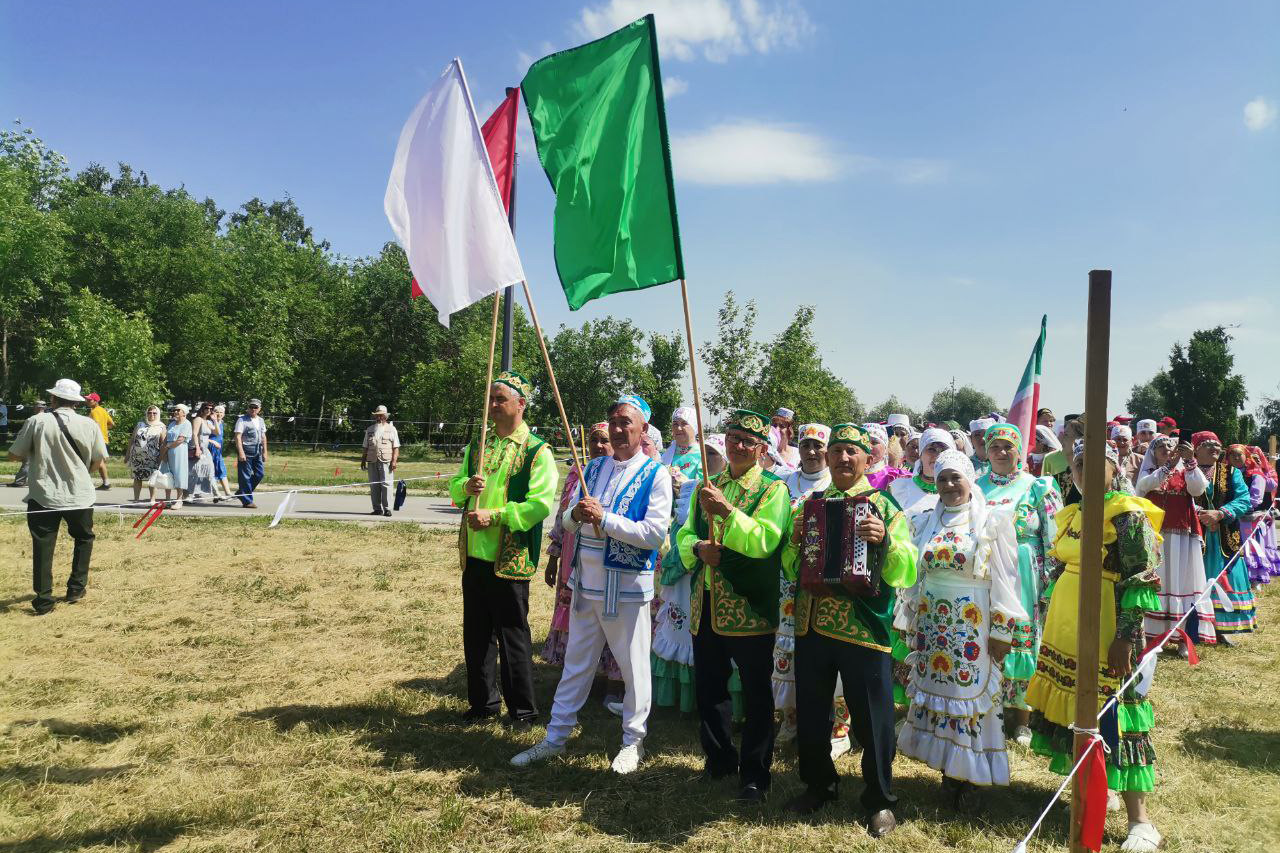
[1078,738,1108,852]
[411,86,520,300]
[481,86,520,213]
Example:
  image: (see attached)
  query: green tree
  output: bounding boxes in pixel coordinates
[531,317,649,427]
[638,331,686,430]
[1126,374,1169,422]
[700,291,763,417]
[1253,387,1280,449]
[923,380,998,427]
[1152,327,1246,443]
[866,396,923,426]
[751,306,862,427]
[32,289,169,446]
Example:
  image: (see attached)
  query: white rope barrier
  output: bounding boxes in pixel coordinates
[1009,507,1275,852]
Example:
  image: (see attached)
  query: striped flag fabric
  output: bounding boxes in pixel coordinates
[385,59,524,324]
[1007,315,1047,464]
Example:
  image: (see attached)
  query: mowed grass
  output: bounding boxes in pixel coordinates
[1,515,1278,853]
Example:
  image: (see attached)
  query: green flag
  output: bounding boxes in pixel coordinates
[521,14,684,310]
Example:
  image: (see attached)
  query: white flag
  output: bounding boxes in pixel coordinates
[384,58,524,326]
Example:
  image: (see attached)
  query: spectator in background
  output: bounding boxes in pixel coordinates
[1134,419,1158,456]
[235,399,268,509]
[187,402,216,502]
[771,407,801,468]
[84,392,115,490]
[1111,424,1143,487]
[125,405,166,504]
[361,405,401,516]
[0,398,8,439]
[7,379,107,615]
[1036,407,1055,431]
[9,400,46,487]
[208,404,232,501]
[1157,416,1179,437]
[155,403,192,508]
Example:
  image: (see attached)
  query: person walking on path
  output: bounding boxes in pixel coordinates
[207,404,232,501]
[234,399,268,509]
[187,403,216,502]
[84,393,114,490]
[6,379,108,615]
[447,371,558,727]
[125,405,166,504]
[155,403,192,508]
[361,405,401,516]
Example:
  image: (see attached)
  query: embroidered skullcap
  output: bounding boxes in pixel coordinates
[969,417,997,433]
[886,413,910,429]
[919,427,956,452]
[726,409,769,441]
[1072,437,1119,466]
[588,421,609,437]
[1191,430,1220,448]
[934,449,976,483]
[862,422,888,446]
[829,423,872,453]
[1136,419,1157,434]
[1110,424,1133,440]
[983,422,1023,452]
[645,424,664,452]
[797,423,831,446]
[612,394,651,423]
[494,370,533,400]
[775,407,795,421]
[704,433,727,458]
[671,406,696,425]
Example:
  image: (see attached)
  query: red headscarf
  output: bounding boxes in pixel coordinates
[1191,430,1220,448]
[1229,443,1264,480]
[1248,446,1274,481]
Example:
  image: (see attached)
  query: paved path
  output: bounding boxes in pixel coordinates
[0,483,461,527]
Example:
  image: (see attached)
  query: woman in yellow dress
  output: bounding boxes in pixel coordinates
[1026,439,1164,853]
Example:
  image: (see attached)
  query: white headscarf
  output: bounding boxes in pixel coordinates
[1034,424,1062,453]
[949,429,975,456]
[912,427,956,476]
[1137,434,1179,482]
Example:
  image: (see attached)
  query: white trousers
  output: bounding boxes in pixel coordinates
[545,595,651,748]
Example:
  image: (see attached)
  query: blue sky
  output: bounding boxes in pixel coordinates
[3,0,1277,419]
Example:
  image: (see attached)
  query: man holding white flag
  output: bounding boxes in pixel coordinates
[384,58,524,324]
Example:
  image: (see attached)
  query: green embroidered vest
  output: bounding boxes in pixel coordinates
[460,431,547,580]
[689,470,785,637]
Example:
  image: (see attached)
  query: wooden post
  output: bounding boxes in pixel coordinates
[475,291,502,475]
[1269,434,1277,459]
[1070,270,1111,853]
[311,393,325,452]
[679,279,711,486]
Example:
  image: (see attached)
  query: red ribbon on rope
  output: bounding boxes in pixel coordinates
[1143,626,1198,665]
[132,501,166,539]
[1078,737,1108,852]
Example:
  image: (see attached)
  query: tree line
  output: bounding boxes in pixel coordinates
[4,122,1272,450]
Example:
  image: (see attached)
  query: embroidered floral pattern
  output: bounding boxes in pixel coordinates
[916,589,982,688]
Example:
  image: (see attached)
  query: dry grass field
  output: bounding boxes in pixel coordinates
[1,514,1278,852]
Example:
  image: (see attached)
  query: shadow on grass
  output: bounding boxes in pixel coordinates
[0,816,188,853]
[10,718,142,743]
[1181,725,1280,773]
[241,686,1063,846]
[0,763,137,785]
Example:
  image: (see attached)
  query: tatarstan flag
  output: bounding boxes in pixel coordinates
[1007,315,1047,464]
[521,14,684,310]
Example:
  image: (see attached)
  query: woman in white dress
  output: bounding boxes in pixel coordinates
[896,449,1026,809]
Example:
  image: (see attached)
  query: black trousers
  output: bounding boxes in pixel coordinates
[692,588,776,790]
[27,501,94,611]
[461,557,537,721]
[795,630,897,813]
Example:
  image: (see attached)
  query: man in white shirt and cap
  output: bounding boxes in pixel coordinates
[361,405,401,516]
[771,407,801,468]
[7,379,108,615]
[1134,419,1157,456]
[511,393,672,775]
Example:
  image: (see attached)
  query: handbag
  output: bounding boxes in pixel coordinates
[394,479,407,511]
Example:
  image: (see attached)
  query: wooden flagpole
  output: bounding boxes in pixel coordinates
[474,291,502,477]
[1070,270,1112,853]
[679,279,711,486]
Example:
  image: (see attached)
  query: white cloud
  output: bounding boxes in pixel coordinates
[663,76,689,98]
[671,120,841,184]
[671,119,949,187]
[1153,298,1275,338]
[1243,96,1277,131]
[577,0,813,62]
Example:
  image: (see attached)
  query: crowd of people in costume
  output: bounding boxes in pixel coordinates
[448,375,1279,850]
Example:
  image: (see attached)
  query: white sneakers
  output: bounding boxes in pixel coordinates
[1120,822,1163,852]
[610,742,644,774]
[830,734,852,760]
[605,701,624,717]
[510,739,644,775]
[510,739,565,767]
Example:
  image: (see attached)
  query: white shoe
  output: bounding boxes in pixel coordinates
[611,742,644,774]
[605,701,624,717]
[1120,822,1163,852]
[1013,725,1033,748]
[830,734,851,760]
[171,500,183,509]
[510,739,565,767]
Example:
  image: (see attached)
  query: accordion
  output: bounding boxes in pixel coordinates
[799,494,885,598]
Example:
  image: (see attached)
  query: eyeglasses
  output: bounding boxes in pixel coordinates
[725,434,761,449]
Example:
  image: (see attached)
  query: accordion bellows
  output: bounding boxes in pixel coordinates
[799,494,885,598]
